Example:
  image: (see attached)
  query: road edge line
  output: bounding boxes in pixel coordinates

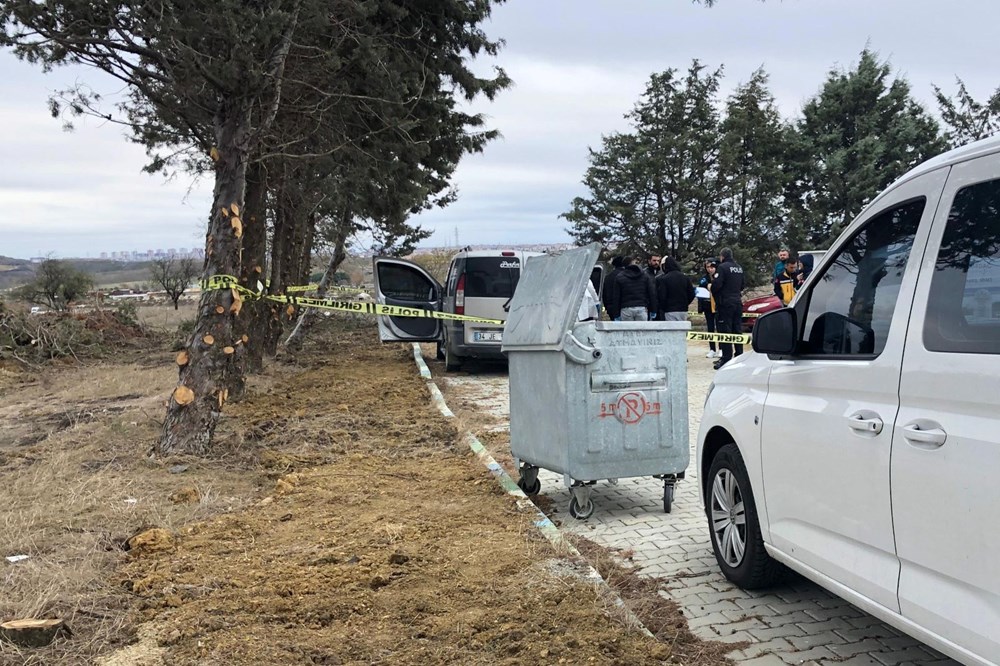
[411,343,654,639]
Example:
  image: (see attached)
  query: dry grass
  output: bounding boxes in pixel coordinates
[135,303,198,333]
[0,350,263,666]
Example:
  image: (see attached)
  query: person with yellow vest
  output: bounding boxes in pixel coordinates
[773,257,799,306]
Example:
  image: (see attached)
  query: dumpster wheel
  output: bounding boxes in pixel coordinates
[663,482,675,514]
[516,464,540,495]
[569,496,595,520]
[517,475,540,495]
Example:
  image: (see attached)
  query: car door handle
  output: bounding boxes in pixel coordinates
[847,412,883,435]
[901,423,947,449]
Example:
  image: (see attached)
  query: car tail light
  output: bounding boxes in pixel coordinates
[501,251,515,256]
[455,273,466,314]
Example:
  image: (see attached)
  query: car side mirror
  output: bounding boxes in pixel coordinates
[752,308,797,355]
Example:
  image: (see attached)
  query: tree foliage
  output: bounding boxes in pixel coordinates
[1,0,509,454]
[933,77,1000,149]
[789,49,946,243]
[565,61,724,266]
[149,257,199,310]
[567,49,949,285]
[13,259,93,311]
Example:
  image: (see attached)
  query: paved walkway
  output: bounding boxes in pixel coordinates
[437,344,956,666]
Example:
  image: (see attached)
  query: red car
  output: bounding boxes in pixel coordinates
[741,294,782,332]
[742,250,827,332]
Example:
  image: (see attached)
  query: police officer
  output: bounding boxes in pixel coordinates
[710,247,745,369]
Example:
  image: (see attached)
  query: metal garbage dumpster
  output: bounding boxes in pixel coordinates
[501,243,690,520]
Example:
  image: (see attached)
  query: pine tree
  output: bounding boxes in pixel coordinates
[790,49,946,244]
[933,77,1000,149]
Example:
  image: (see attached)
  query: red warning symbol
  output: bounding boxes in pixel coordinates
[598,391,661,425]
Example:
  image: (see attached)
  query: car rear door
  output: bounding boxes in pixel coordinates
[372,257,444,343]
[892,157,1000,663]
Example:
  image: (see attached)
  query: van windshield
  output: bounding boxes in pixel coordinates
[464,257,520,298]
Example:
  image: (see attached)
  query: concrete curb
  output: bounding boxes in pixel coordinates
[411,343,654,639]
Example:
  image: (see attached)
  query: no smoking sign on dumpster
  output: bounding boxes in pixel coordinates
[598,391,662,425]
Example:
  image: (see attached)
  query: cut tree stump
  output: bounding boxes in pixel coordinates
[0,619,69,647]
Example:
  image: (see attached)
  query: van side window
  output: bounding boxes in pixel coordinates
[800,198,925,356]
[377,263,436,301]
[924,178,1000,354]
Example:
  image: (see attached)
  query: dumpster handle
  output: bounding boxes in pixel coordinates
[563,331,602,365]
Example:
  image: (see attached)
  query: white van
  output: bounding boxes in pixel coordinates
[698,136,1000,665]
[373,250,542,370]
[373,249,605,370]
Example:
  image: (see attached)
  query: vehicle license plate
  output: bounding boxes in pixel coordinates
[474,331,502,342]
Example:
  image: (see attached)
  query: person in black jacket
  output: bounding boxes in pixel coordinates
[602,256,624,320]
[698,259,719,358]
[655,257,695,322]
[612,256,656,321]
[711,247,745,369]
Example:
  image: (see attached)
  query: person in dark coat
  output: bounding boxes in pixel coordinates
[655,257,695,322]
[711,247,745,369]
[612,256,656,321]
[796,253,815,288]
[602,256,624,320]
[698,259,719,358]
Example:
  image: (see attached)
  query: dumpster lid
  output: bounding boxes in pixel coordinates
[502,243,601,351]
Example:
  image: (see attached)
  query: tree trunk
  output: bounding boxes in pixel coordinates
[158,102,250,457]
[263,177,292,357]
[285,210,349,350]
[237,160,269,382]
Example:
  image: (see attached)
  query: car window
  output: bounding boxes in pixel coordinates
[464,257,521,298]
[445,261,457,297]
[377,262,436,301]
[800,198,925,356]
[924,177,1000,354]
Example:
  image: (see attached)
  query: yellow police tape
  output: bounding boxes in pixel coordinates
[200,275,503,324]
[201,275,754,342]
[686,331,752,345]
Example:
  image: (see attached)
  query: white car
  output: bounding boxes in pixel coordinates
[698,136,1000,666]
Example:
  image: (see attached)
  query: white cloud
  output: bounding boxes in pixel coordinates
[4,0,1000,257]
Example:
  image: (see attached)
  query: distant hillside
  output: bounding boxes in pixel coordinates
[0,256,33,290]
[0,257,160,291]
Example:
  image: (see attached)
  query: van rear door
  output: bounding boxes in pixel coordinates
[372,257,444,343]
[460,255,522,343]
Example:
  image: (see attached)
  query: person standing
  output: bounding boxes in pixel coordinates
[612,256,656,321]
[773,248,790,281]
[644,254,661,279]
[644,254,661,320]
[796,253,815,288]
[773,257,798,306]
[711,247,745,369]
[698,259,719,358]
[655,257,695,322]
[602,256,624,320]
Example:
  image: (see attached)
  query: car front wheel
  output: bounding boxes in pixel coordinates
[706,443,783,589]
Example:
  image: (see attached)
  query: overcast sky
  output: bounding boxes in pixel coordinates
[3,0,1000,259]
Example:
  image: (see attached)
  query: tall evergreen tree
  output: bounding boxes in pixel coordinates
[0,0,509,454]
[933,77,1000,149]
[789,49,945,244]
[565,61,724,265]
[715,68,789,282]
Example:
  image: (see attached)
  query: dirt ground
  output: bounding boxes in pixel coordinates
[0,314,732,665]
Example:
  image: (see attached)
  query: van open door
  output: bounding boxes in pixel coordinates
[591,264,604,302]
[372,257,444,343]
